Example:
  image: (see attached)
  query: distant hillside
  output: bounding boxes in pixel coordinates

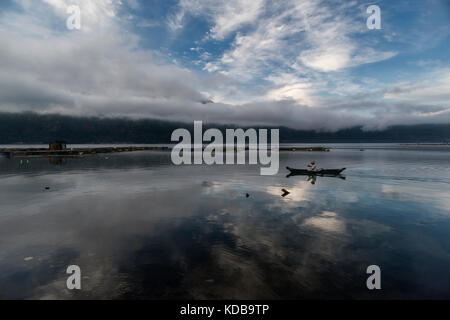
[0,112,449,144]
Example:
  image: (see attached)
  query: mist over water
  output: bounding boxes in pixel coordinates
[0,144,449,299]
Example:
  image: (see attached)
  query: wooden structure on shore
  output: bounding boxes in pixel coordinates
[49,141,67,150]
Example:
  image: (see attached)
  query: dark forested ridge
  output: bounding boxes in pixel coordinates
[0,112,449,144]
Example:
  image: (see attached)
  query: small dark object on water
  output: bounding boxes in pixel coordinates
[281,189,290,197]
[45,186,50,190]
[245,193,249,198]
[360,149,365,151]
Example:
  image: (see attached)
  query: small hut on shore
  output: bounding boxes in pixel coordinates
[49,141,67,150]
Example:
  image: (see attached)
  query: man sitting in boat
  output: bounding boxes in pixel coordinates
[307,161,317,172]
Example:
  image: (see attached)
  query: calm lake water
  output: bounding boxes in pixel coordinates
[0,144,449,299]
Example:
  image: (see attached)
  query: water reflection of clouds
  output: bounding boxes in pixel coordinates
[0,186,205,299]
[1,149,450,299]
[264,181,314,215]
[382,183,450,211]
[266,181,312,202]
[303,211,346,234]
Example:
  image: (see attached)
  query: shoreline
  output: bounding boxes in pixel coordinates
[0,146,331,158]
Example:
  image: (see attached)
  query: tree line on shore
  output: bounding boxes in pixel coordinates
[0,112,448,144]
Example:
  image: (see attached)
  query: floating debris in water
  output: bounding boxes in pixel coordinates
[281,189,290,197]
[24,257,33,261]
[45,186,50,190]
[245,193,250,198]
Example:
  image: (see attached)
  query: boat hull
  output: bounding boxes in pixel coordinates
[286,167,346,175]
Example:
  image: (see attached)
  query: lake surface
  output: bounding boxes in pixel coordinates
[0,144,449,299]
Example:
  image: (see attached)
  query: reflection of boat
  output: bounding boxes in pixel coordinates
[286,167,346,176]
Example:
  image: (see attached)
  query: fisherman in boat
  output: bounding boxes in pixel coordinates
[307,160,317,172]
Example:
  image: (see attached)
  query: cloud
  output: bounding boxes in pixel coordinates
[168,0,263,39]
[183,0,400,109]
[0,1,209,110]
[198,0,397,76]
[0,0,448,131]
[384,69,450,103]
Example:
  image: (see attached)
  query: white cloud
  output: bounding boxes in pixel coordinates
[187,0,398,106]
[265,74,318,105]
[384,69,450,103]
[299,46,352,72]
[209,0,263,40]
[0,0,448,131]
[168,0,263,39]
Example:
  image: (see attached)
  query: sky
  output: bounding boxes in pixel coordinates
[0,0,449,131]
